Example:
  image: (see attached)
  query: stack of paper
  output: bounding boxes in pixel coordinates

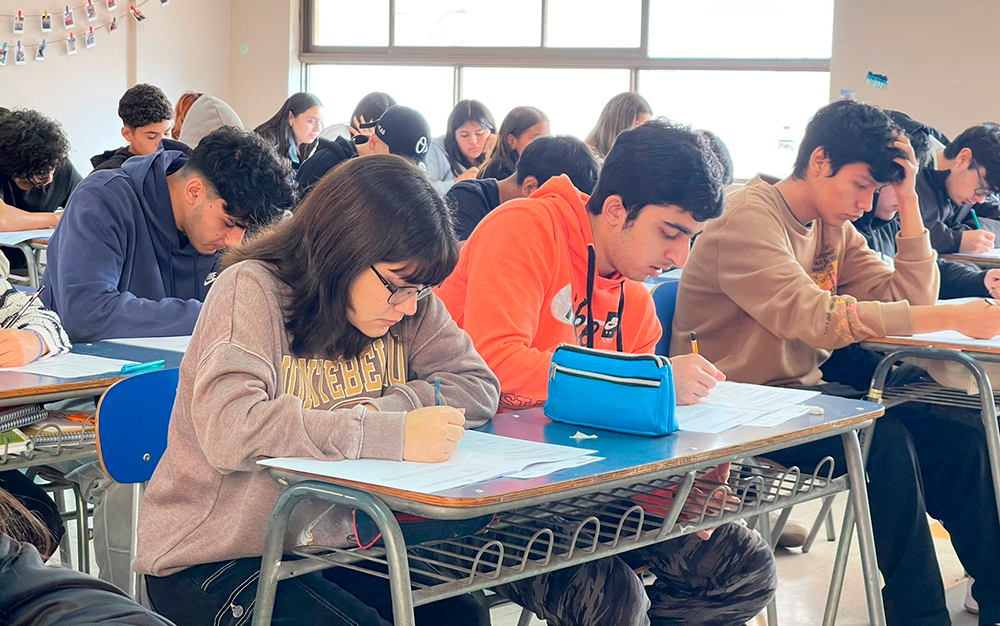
[675,382,820,434]
[259,430,599,494]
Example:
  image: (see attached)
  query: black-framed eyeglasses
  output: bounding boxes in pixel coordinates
[370,266,434,305]
[975,168,994,199]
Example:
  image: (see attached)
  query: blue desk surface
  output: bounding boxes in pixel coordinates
[276,394,883,510]
[0,341,185,406]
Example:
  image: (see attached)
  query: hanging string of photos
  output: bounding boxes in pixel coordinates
[0,0,165,67]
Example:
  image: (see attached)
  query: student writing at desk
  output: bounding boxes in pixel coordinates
[438,119,777,626]
[671,100,1000,625]
[135,156,500,626]
[0,108,78,269]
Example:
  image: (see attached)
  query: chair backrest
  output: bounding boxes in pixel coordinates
[96,368,179,484]
[651,280,680,356]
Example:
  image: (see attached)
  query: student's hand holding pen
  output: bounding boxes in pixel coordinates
[672,354,726,405]
[944,299,1000,339]
[403,406,466,463]
[985,269,1000,299]
[0,328,45,367]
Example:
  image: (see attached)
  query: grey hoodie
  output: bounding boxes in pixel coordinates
[178,95,243,149]
[135,260,499,576]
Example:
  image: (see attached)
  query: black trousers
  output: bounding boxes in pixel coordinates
[146,556,491,626]
[0,469,65,556]
[766,403,1000,626]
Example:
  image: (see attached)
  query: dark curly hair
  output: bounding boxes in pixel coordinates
[118,83,174,129]
[793,100,905,185]
[183,126,296,231]
[0,109,71,182]
[587,118,725,223]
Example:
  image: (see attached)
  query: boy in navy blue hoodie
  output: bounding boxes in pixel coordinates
[42,126,294,342]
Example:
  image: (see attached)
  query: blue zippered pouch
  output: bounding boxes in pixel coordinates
[545,344,677,437]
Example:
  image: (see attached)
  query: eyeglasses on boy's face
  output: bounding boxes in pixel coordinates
[974,168,994,199]
[370,266,434,305]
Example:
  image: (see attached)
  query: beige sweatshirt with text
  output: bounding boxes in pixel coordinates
[669,175,939,387]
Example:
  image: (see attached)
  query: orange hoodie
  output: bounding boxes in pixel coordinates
[437,175,661,409]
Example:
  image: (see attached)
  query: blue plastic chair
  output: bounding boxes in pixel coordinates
[650,279,681,356]
[95,368,179,599]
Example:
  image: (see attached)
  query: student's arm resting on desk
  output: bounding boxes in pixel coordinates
[43,184,202,342]
[381,294,500,428]
[838,224,939,306]
[715,209,915,350]
[0,200,59,231]
[460,210,560,406]
[188,268,408,473]
[0,278,71,363]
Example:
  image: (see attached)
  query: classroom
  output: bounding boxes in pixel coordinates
[1,0,1000,624]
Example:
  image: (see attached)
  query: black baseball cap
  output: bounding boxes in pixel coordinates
[356,105,431,164]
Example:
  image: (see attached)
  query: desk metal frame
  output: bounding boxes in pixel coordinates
[2,238,48,288]
[251,419,886,626]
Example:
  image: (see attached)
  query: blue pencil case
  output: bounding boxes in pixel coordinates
[545,344,677,437]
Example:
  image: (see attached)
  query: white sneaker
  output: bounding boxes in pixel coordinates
[966,577,979,615]
[772,511,809,549]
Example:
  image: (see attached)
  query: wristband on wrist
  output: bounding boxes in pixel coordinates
[28,330,45,362]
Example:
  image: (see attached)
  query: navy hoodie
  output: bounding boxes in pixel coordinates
[41,151,216,342]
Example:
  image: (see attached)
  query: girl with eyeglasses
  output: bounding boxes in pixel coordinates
[135,155,499,626]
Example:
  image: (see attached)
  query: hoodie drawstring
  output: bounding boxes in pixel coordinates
[616,283,625,352]
[586,244,626,352]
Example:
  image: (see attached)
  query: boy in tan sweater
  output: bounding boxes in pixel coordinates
[673,100,1000,625]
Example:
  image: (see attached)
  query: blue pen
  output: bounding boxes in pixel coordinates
[120,359,166,375]
[434,377,442,406]
[972,208,983,230]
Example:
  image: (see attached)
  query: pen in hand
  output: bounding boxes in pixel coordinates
[2,285,45,330]
[690,331,700,356]
[434,376,442,406]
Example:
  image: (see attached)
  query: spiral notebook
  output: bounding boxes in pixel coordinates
[23,414,96,448]
[0,404,47,433]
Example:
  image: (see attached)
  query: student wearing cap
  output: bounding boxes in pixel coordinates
[297,105,432,196]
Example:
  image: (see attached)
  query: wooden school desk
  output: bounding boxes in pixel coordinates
[253,395,888,626]
[0,340,184,470]
[861,334,1000,532]
[942,250,1000,270]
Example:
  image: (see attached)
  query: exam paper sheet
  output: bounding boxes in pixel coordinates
[104,336,192,353]
[259,430,599,494]
[0,353,138,378]
[674,382,818,434]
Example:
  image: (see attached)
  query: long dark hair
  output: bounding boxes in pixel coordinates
[253,92,324,166]
[443,99,495,176]
[0,487,54,566]
[223,155,459,360]
[479,106,548,180]
[586,92,651,159]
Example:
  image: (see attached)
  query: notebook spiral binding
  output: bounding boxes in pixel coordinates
[0,405,47,432]
[28,416,97,448]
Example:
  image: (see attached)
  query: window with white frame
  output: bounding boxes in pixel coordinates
[303,0,834,179]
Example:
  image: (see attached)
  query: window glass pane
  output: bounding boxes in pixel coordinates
[394,0,541,47]
[313,0,389,47]
[308,65,455,137]
[546,0,641,48]
[647,0,833,59]
[640,70,830,179]
[461,67,631,140]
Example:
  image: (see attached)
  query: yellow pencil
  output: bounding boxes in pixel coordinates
[690,331,699,355]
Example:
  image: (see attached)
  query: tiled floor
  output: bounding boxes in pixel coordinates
[490,492,977,625]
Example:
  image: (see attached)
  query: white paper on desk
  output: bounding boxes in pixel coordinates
[0,229,54,246]
[104,336,191,353]
[886,299,1000,348]
[0,353,137,378]
[701,382,820,411]
[957,249,1000,259]
[744,405,811,428]
[675,404,770,433]
[506,455,605,479]
[259,430,599,494]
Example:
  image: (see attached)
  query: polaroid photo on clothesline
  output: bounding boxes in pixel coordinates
[66,32,77,55]
[109,16,119,32]
[85,27,95,49]
[86,2,98,22]
[35,38,46,61]
[64,6,75,28]
[130,6,146,22]
[13,12,24,35]
[41,11,52,32]
[0,43,8,67]
[14,40,25,64]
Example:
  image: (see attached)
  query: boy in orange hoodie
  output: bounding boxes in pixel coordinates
[438,119,776,626]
